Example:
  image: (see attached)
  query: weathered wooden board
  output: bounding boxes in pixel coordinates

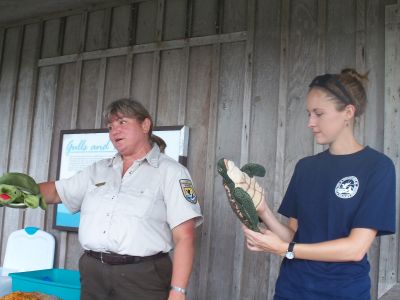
[77,60,101,129]
[136,0,157,44]
[204,41,246,299]
[156,49,184,125]
[110,5,131,48]
[184,45,213,299]
[164,0,186,40]
[130,52,154,108]
[0,26,23,262]
[379,4,400,298]
[240,0,281,298]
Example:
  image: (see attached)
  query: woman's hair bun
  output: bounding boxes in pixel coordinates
[341,68,369,85]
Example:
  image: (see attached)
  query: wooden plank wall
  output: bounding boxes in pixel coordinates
[0,0,398,299]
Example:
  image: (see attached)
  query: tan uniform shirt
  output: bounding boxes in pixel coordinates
[55,144,203,256]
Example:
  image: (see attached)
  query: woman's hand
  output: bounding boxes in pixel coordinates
[242,225,288,256]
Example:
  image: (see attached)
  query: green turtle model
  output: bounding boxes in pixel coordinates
[217,158,266,232]
[0,172,46,210]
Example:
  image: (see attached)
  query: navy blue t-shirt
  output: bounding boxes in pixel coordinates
[275,146,396,300]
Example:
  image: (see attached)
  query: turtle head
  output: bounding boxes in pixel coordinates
[217,158,227,175]
[217,158,234,186]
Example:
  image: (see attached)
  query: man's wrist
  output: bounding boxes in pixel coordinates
[170,285,187,295]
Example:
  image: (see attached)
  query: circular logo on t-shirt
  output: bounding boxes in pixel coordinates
[335,176,359,199]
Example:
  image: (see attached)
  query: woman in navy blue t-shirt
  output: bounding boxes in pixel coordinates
[242,69,396,300]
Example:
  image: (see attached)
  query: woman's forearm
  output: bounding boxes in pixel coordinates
[258,202,296,243]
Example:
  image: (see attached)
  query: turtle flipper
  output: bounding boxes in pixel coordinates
[0,172,40,194]
[240,163,266,178]
[232,187,260,232]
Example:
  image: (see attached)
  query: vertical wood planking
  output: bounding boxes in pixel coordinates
[163,0,186,40]
[9,24,41,173]
[379,4,400,297]
[241,0,281,298]
[85,9,109,51]
[103,56,127,109]
[326,0,356,71]
[222,0,247,34]
[148,0,164,121]
[268,1,290,298]
[63,14,83,55]
[184,45,213,299]
[156,50,184,125]
[136,0,157,44]
[198,43,220,300]
[286,0,318,163]
[130,52,154,108]
[177,47,189,125]
[0,26,25,262]
[192,0,218,37]
[95,57,107,128]
[25,18,63,230]
[354,0,366,145]
[124,52,134,98]
[233,0,255,299]
[149,51,160,120]
[0,26,6,254]
[206,41,246,300]
[110,5,131,48]
[313,0,326,155]
[77,60,100,129]
[363,1,386,298]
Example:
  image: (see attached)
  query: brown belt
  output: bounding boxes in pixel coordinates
[85,250,168,265]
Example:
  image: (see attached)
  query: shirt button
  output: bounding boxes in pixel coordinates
[103,231,106,234]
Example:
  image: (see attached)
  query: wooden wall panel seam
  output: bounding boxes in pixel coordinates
[156,0,165,42]
[71,60,83,129]
[0,28,5,76]
[234,0,256,299]
[79,12,89,53]
[177,47,190,125]
[379,4,400,297]
[355,0,367,145]
[185,0,194,38]
[103,8,113,49]
[124,52,134,98]
[267,0,290,299]
[129,3,139,46]
[95,57,108,128]
[149,51,160,123]
[5,26,24,173]
[314,0,327,155]
[26,22,44,174]
[198,43,221,300]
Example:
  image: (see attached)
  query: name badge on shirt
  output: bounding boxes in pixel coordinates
[179,179,197,204]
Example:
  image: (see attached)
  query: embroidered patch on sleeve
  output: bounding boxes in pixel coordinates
[179,179,197,204]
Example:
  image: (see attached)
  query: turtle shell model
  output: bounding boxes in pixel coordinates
[217,158,266,232]
[0,172,46,210]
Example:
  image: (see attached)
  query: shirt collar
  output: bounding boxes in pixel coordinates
[108,144,160,168]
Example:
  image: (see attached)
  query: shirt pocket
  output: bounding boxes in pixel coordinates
[81,183,109,213]
[117,187,157,218]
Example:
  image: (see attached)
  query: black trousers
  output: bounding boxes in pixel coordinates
[79,252,172,300]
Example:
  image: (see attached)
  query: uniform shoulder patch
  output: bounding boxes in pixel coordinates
[179,179,197,204]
